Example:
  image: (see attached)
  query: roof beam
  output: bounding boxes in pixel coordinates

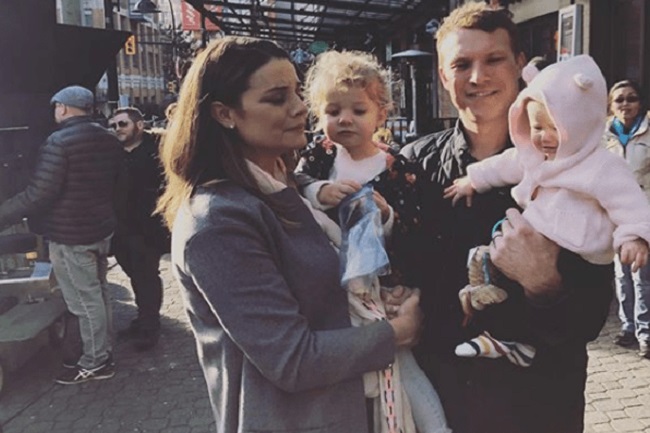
[201,0,405,15]
[223,21,321,35]
[200,1,384,23]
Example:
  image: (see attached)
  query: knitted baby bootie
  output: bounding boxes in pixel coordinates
[455,332,536,367]
[459,246,508,326]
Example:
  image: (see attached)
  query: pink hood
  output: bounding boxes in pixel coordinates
[508,55,608,174]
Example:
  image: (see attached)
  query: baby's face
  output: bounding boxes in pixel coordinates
[526,100,559,160]
[320,86,385,152]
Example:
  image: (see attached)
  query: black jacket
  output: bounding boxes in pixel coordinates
[401,121,613,433]
[114,131,169,252]
[0,116,123,245]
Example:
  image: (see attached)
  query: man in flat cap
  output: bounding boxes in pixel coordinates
[0,85,123,384]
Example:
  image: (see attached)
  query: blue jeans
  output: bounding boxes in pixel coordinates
[49,235,113,369]
[614,255,650,343]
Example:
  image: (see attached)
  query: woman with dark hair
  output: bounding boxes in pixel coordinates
[156,36,422,433]
[605,79,650,359]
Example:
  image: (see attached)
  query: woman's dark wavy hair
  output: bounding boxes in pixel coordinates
[608,79,648,117]
[156,36,294,229]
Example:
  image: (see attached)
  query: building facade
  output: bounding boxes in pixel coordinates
[380,0,649,135]
[56,0,168,115]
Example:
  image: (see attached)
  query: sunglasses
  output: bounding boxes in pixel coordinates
[108,120,130,129]
[613,95,640,104]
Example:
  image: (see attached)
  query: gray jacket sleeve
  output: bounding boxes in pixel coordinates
[0,138,67,228]
[183,216,396,393]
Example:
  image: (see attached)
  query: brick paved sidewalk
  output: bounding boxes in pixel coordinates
[0,256,215,433]
[0,256,648,432]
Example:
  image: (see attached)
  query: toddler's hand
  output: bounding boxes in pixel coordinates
[317,180,362,207]
[443,176,475,207]
[372,191,391,223]
[620,239,649,272]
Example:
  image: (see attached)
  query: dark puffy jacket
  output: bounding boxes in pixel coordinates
[0,115,123,245]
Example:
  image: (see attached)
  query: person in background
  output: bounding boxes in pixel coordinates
[604,79,650,360]
[109,107,169,351]
[397,2,613,432]
[155,36,422,433]
[0,85,123,384]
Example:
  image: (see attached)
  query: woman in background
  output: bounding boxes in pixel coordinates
[604,80,650,360]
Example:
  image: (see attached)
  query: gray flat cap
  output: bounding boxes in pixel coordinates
[50,86,94,110]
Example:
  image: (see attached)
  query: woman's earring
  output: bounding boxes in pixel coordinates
[228,124,235,129]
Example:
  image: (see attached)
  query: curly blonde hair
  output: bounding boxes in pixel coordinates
[304,50,393,130]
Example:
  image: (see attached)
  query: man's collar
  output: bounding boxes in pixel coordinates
[58,115,92,128]
[450,119,513,167]
[123,138,143,153]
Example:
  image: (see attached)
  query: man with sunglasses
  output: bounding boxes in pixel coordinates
[109,107,169,351]
[0,86,123,384]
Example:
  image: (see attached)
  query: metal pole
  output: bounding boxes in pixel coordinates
[410,62,418,136]
[104,0,119,111]
[166,0,176,59]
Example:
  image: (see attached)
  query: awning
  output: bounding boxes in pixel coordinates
[183,0,445,48]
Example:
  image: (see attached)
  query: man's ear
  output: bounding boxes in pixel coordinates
[439,65,451,91]
[516,52,527,73]
[136,120,145,131]
[210,101,236,129]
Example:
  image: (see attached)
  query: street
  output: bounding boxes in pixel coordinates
[0,256,649,433]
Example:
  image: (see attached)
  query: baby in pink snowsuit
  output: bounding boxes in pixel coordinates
[445,55,650,366]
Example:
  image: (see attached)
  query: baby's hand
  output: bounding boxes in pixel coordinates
[317,180,362,207]
[443,176,476,207]
[620,239,649,272]
[372,191,391,223]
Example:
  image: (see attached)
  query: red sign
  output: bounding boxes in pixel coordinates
[181,2,221,31]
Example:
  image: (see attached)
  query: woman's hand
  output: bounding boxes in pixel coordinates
[443,176,475,207]
[381,285,414,318]
[317,180,362,207]
[620,239,649,272]
[490,208,563,303]
[388,289,423,348]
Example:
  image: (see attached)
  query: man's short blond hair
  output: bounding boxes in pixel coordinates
[304,50,393,129]
[436,1,521,58]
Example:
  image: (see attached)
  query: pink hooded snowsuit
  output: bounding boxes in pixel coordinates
[467,55,650,264]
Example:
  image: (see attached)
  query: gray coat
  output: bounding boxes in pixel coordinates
[172,182,395,433]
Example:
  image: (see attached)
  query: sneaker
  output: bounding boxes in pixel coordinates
[63,351,113,369]
[62,358,77,369]
[613,332,637,347]
[55,361,115,385]
[640,341,650,359]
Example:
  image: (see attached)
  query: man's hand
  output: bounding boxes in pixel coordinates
[490,209,563,303]
[620,239,649,272]
[317,180,362,207]
[443,176,475,207]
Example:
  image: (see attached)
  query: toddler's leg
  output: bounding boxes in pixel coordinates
[398,350,452,433]
[455,332,536,367]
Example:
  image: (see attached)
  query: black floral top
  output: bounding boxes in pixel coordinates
[295,136,424,287]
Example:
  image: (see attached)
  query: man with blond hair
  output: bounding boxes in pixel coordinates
[399,3,612,432]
